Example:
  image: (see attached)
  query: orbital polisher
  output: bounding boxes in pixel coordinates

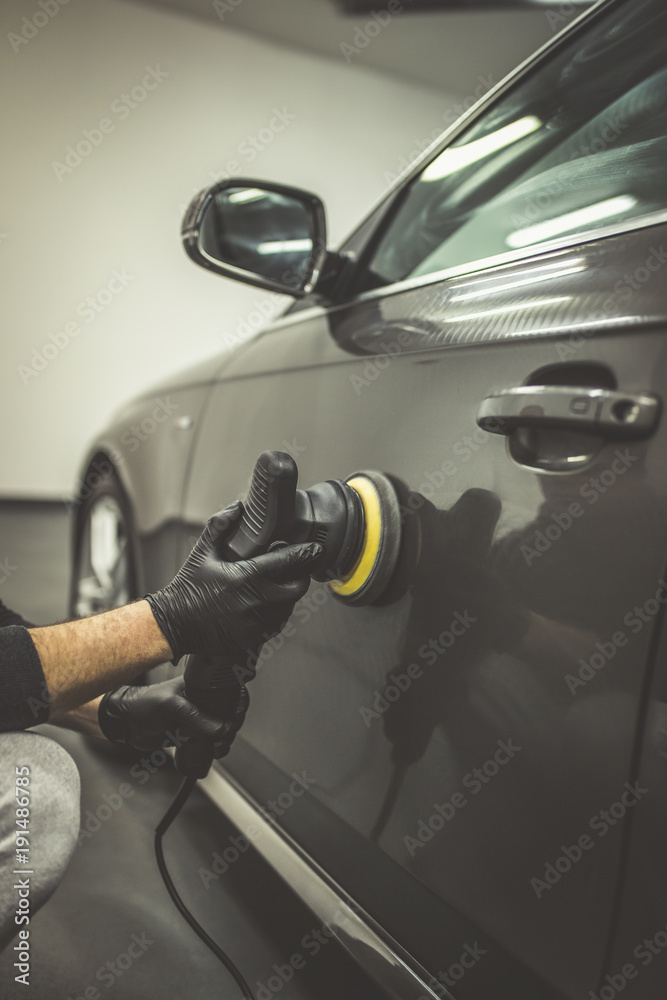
[175,448,403,778]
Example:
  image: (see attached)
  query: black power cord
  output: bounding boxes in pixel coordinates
[155,776,254,1000]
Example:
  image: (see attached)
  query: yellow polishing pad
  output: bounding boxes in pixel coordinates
[329,475,383,598]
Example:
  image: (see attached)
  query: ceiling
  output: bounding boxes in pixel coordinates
[119,0,581,96]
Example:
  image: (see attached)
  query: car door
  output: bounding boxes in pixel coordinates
[181,1,667,996]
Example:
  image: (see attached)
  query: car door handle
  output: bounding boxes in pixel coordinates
[477,386,661,440]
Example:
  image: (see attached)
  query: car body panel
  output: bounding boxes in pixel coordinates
[74,0,667,994]
[178,218,667,996]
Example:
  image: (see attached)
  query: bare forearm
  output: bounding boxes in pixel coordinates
[29,600,172,718]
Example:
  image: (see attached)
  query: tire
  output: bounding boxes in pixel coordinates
[69,460,140,619]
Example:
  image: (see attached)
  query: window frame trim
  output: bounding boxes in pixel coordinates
[336,208,667,312]
[265,205,667,335]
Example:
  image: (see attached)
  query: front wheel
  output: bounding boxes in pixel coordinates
[70,465,139,618]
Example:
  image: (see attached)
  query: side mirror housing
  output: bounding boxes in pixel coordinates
[181,179,327,297]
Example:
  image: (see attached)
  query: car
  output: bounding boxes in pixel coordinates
[70,0,667,996]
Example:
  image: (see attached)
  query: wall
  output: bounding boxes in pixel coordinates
[0,0,458,498]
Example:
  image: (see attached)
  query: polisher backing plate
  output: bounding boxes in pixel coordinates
[328,470,401,606]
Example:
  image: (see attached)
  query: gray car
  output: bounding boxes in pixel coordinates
[70,0,667,996]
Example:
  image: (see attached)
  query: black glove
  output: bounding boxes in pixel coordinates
[145,501,321,664]
[98,676,249,754]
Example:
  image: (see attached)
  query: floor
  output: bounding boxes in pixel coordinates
[0,501,385,1000]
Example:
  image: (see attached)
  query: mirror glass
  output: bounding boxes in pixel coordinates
[198,187,315,288]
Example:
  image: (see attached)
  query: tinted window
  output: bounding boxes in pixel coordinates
[364,0,667,287]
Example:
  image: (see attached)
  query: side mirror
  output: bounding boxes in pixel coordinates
[181,179,327,297]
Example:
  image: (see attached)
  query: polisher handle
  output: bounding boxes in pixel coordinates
[176,654,241,778]
[224,450,298,560]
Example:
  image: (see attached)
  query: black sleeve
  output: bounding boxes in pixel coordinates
[0,599,49,730]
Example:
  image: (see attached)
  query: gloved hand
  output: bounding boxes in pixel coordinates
[145,501,321,664]
[98,676,250,755]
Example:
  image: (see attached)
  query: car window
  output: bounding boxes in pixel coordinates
[363,0,667,288]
